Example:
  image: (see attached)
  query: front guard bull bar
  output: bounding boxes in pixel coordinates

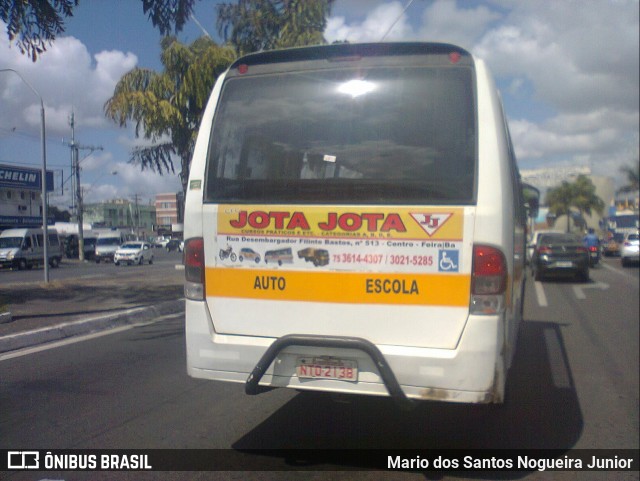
[245,334,415,411]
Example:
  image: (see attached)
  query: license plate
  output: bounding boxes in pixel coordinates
[296,357,358,381]
[555,261,573,267]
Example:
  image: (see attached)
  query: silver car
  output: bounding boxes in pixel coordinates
[620,232,639,267]
[114,242,154,266]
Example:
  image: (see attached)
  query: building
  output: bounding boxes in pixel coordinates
[0,163,54,231]
[155,193,184,237]
[83,198,156,239]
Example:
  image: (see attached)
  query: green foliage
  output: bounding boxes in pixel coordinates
[0,0,78,61]
[1,0,200,61]
[618,162,639,194]
[216,0,335,55]
[545,175,604,232]
[104,37,235,190]
[142,0,197,35]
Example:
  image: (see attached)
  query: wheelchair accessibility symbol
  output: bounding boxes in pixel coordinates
[438,250,459,272]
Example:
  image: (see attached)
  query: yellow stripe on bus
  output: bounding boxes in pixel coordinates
[205,268,470,306]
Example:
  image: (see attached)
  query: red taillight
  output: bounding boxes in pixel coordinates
[184,237,205,284]
[472,245,507,295]
[237,64,249,74]
[449,52,461,63]
[589,246,598,252]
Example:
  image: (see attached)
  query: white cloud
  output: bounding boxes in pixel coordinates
[325,2,412,42]
[326,0,639,186]
[0,24,138,137]
[418,0,501,49]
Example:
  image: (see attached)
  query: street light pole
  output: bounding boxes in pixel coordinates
[1,68,49,283]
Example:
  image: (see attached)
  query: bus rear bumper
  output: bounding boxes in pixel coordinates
[186,300,505,405]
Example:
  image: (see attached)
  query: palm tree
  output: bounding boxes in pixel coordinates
[618,162,639,194]
[546,176,605,232]
[104,36,235,194]
[572,174,605,226]
[546,181,575,232]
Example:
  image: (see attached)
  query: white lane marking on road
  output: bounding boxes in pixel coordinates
[573,281,609,300]
[0,312,183,362]
[534,281,548,307]
[601,262,639,283]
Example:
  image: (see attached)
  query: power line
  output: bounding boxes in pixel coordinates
[380,0,416,41]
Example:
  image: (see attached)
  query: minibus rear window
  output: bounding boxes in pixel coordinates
[205,65,476,204]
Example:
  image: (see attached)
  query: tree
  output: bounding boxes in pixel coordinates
[48,205,71,222]
[545,175,604,232]
[572,174,604,228]
[546,181,575,233]
[1,0,196,61]
[104,36,235,194]
[618,162,639,194]
[1,0,78,61]
[216,0,335,55]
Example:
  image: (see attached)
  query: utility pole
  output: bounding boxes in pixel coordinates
[68,112,102,261]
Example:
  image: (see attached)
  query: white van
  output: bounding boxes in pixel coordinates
[0,227,63,270]
[183,43,534,407]
[95,231,125,263]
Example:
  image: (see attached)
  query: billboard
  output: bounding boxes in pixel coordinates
[0,164,54,191]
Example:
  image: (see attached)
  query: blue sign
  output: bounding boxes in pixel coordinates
[0,215,54,226]
[0,164,54,191]
[438,249,459,272]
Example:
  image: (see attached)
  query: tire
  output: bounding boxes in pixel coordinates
[139,256,144,265]
[149,258,153,265]
[230,253,237,262]
[49,257,60,268]
[114,261,120,266]
[17,258,27,270]
[621,257,628,267]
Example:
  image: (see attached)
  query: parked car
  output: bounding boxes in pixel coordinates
[166,239,183,252]
[114,242,154,266]
[603,233,624,257]
[526,230,551,265]
[238,247,260,263]
[620,232,639,267]
[531,232,590,282]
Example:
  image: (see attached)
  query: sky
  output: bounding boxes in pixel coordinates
[0,0,638,210]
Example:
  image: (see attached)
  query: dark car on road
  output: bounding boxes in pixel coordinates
[166,239,183,252]
[531,232,590,282]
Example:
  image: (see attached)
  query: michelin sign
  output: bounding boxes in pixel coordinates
[0,164,54,191]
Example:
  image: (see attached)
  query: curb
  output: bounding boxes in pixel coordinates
[0,298,185,354]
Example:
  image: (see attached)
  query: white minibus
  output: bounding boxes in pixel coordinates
[183,43,530,407]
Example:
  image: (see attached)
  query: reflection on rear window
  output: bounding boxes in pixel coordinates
[206,65,476,205]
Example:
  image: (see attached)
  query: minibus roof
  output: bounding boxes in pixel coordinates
[230,42,473,70]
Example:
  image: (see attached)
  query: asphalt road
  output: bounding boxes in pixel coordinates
[0,247,184,285]
[0,257,638,480]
